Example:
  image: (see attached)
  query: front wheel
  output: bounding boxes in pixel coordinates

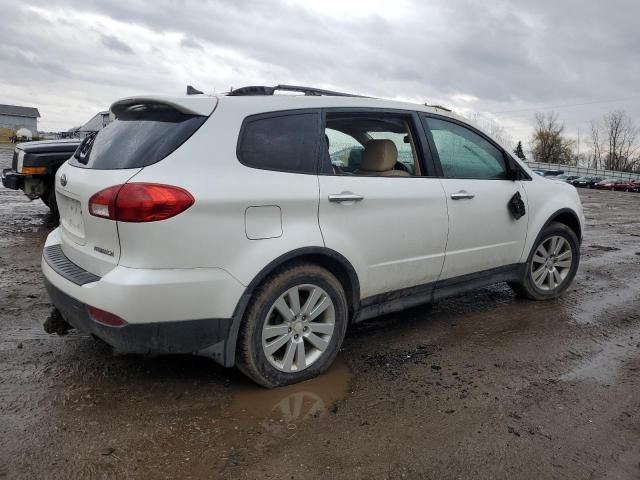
[236,263,348,388]
[41,176,59,217]
[509,222,580,300]
[47,185,59,217]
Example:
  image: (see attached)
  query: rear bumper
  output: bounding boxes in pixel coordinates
[45,277,232,361]
[1,168,24,190]
[42,230,247,366]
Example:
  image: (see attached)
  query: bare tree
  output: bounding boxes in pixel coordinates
[469,113,514,148]
[589,120,602,169]
[530,112,574,164]
[602,110,637,171]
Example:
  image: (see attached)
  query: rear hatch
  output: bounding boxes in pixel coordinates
[55,96,216,277]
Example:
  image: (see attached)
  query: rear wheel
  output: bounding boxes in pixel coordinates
[236,263,348,388]
[509,222,579,300]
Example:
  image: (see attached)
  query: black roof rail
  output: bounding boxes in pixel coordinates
[228,84,369,98]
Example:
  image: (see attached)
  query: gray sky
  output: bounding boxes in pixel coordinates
[1,0,639,152]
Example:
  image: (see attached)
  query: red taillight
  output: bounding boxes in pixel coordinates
[87,306,128,327]
[89,183,194,222]
[88,185,121,220]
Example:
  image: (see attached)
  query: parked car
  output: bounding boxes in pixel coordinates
[572,176,601,188]
[596,178,635,191]
[532,169,564,177]
[2,138,81,215]
[2,112,113,216]
[554,175,580,183]
[631,180,640,192]
[42,85,585,387]
[541,169,564,177]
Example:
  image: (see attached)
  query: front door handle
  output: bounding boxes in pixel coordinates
[450,191,475,200]
[328,192,365,203]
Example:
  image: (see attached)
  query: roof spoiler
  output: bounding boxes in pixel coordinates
[110,96,217,117]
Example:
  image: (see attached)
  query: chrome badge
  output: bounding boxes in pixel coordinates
[94,246,114,257]
[60,174,67,187]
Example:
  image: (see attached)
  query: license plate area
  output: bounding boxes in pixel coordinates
[58,193,85,239]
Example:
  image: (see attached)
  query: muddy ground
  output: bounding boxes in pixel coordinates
[1,142,639,479]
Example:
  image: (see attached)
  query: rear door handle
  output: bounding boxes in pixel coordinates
[328,192,365,203]
[450,191,475,200]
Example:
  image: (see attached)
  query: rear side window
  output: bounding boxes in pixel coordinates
[69,104,207,169]
[238,112,320,174]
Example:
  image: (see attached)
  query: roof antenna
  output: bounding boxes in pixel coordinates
[186,85,203,95]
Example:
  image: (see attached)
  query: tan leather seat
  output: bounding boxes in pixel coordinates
[356,139,410,177]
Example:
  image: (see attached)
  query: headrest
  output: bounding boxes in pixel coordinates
[360,139,398,172]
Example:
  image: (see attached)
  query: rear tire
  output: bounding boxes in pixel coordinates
[509,222,580,301]
[236,263,348,388]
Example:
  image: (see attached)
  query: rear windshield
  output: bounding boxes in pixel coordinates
[69,104,207,169]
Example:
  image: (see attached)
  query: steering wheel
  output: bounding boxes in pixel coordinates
[394,161,410,173]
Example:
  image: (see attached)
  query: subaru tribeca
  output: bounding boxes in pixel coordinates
[42,85,584,387]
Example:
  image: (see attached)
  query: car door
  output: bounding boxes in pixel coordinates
[421,114,528,280]
[317,109,449,299]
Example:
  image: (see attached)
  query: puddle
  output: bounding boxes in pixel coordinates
[227,357,351,426]
[560,336,639,383]
[569,283,640,324]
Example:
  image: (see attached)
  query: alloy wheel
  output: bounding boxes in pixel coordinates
[261,284,335,373]
[530,235,573,291]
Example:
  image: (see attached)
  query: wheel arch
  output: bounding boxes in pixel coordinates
[523,207,582,264]
[224,247,361,366]
[545,208,582,242]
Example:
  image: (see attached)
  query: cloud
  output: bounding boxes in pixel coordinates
[180,35,202,50]
[100,34,134,54]
[0,0,638,145]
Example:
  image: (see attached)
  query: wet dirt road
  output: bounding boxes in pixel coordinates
[1,142,639,479]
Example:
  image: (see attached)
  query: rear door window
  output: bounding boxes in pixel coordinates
[69,104,207,169]
[237,112,321,174]
[324,112,423,176]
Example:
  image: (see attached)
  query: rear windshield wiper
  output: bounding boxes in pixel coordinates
[74,131,98,164]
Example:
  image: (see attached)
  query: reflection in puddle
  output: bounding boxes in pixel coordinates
[228,358,351,425]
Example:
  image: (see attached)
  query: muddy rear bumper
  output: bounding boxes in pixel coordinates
[44,277,232,365]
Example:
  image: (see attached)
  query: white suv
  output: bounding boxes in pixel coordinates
[43,85,584,387]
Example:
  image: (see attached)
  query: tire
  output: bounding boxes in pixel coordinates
[509,222,580,301]
[47,184,59,218]
[236,263,348,388]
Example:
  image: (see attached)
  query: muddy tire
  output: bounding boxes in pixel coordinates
[42,176,59,217]
[509,222,580,301]
[236,263,348,388]
[47,186,59,217]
